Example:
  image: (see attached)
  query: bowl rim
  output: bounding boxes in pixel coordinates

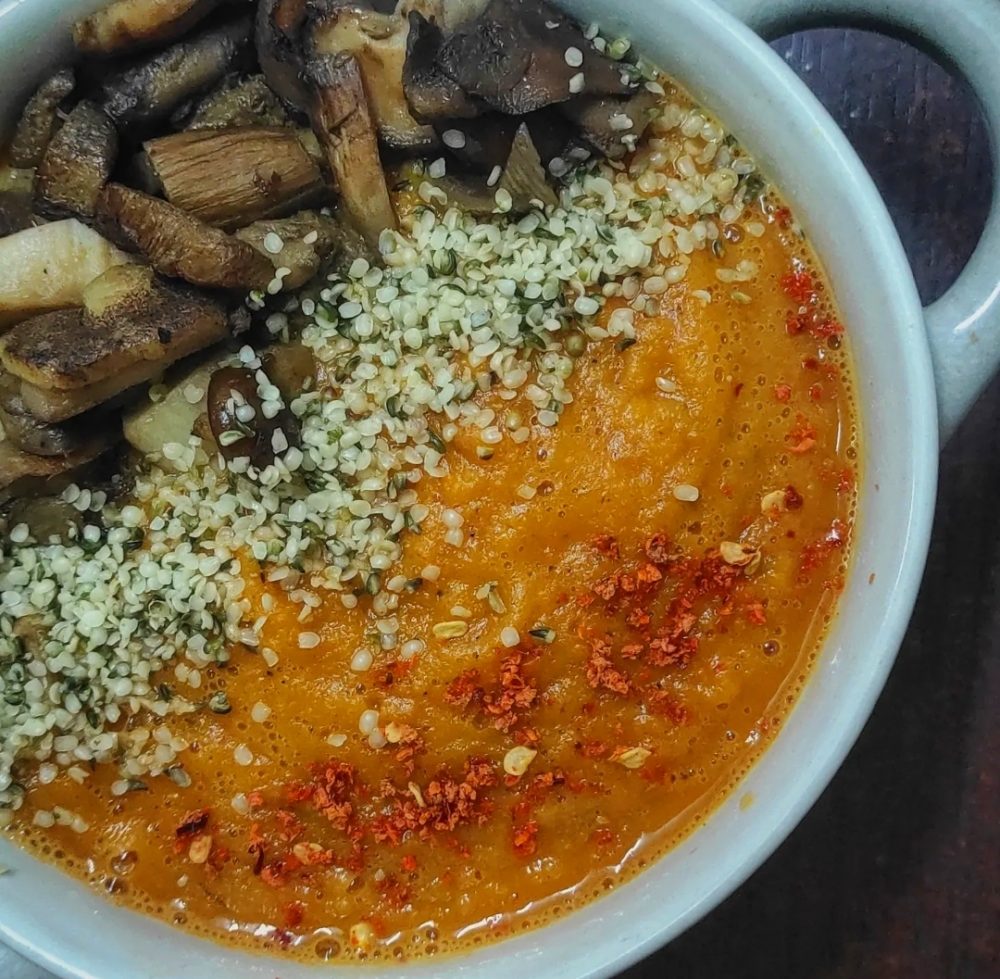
[0,0,939,977]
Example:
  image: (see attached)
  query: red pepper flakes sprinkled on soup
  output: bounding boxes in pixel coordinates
[0,0,858,965]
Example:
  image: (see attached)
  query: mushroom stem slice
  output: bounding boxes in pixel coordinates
[35,101,119,221]
[143,127,330,230]
[309,5,439,152]
[185,74,291,130]
[402,11,479,124]
[99,14,254,128]
[8,69,76,169]
[308,54,397,247]
[73,0,228,56]
[0,436,115,500]
[97,183,274,290]
[0,220,133,330]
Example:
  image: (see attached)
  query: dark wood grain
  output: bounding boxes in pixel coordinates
[627,28,999,979]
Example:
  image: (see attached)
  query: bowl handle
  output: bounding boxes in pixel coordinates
[713,0,1000,440]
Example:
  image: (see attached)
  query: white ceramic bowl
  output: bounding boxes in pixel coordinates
[1,0,999,976]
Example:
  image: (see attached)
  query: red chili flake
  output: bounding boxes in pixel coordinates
[444,668,481,709]
[578,740,609,759]
[644,533,672,564]
[284,902,305,929]
[787,414,817,454]
[247,791,265,809]
[808,383,823,402]
[512,820,539,857]
[774,206,793,229]
[591,534,621,559]
[590,827,615,846]
[620,642,645,659]
[586,638,632,695]
[592,574,618,601]
[802,357,819,371]
[647,690,690,725]
[276,809,303,843]
[376,874,412,910]
[786,311,811,336]
[175,809,210,839]
[733,382,744,398]
[774,383,792,403]
[837,468,855,493]
[745,602,768,625]
[636,563,663,587]
[780,270,816,304]
[401,854,418,873]
[800,519,847,575]
[784,485,804,510]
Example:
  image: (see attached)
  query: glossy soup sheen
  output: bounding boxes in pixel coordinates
[9,113,858,964]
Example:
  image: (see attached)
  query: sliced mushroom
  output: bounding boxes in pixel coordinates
[97,183,274,290]
[0,266,228,395]
[142,127,329,230]
[185,74,291,129]
[307,55,397,246]
[561,89,660,160]
[5,495,85,541]
[35,101,119,221]
[437,0,634,116]
[8,69,76,169]
[0,400,109,458]
[235,209,372,288]
[0,192,35,238]
[73,0,228,56]
[261,342,317,401]
[255,0,312,110]
[402,11,479,123]
[207,364,297,466]
[435,122,556,214]
[99,14,254,128]
[0,435,115,499]
[309,5,438,152]
[434,112,518,172]
[0,220,133,329]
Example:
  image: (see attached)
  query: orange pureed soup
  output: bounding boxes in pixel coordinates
[3,90,857,966]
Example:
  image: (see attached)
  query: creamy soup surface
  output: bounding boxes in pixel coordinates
[0,2,857,965]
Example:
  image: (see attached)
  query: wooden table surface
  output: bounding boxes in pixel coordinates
[3,26,998,979]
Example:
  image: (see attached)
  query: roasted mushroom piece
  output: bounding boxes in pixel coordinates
[255,0,312,110]
[35,101,119,221]
[309,4,438,152]
[0,220,133,329]
[0,192,34,238]
[0,265,229,423]
[184,74,290,129]
[97,183,274,290]
[307,55,397,246]
[5,495,86,542]
[142,127,329,230]
[8,69,76,169]
[561,89,660,160]
[0,398,112,458]
[73,0,229,56]
[0,435,115,499]
[402,11,479,123]
[436,0,635,116]
[99,14,254,128]
[236,209,373,288]
[207,365,297,467]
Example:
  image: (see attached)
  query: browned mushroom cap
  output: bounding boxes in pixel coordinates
[403,11,480,123]
[437,0,635,116]
[99,14,254,128]
[0,398,112,458]
[8,69,75,169]
[0,192,35,238]
[0,434,116,499]
[207,364,298,467]
[142,127,330,230]
[255,0,312,110]
[307,54,397,246]
[0,266,229,395]
[73,0,231,56]
[35,101,119,221]
[184,74,291,129]
[560,89,660,161]
[97,183,274,290]
[0,220,133,330]
[308,4,439,153]
[236,209,373,288]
